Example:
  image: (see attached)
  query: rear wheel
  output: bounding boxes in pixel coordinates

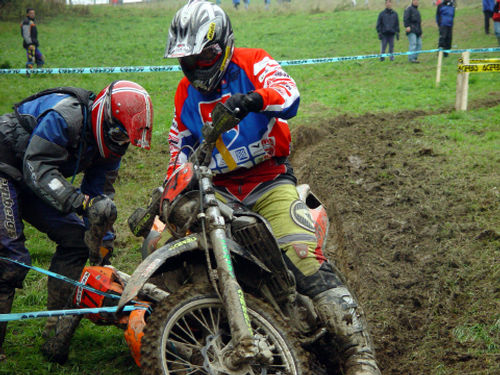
[141,284,311,374]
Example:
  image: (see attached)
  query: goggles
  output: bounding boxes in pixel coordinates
[105,81,130,146]
[108,124,129,145]
[180,44,222,70]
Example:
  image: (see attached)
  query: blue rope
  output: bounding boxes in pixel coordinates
[0,256,152,322]
[1,47,499,75]
[0,305,148,322]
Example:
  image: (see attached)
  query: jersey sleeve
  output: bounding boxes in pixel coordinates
[235,48,300,120]
[166,80,197,180]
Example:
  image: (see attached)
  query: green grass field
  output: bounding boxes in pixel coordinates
[0,1,499,374]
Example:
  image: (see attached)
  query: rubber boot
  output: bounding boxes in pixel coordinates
[0,289,15,361]
[42,255,86,363]
[41,315,82,364]
[313,287,381,375]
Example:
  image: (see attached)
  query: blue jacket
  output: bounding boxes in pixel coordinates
[0,92,120,214]
[483,0,495,12]
[436,1,455,27]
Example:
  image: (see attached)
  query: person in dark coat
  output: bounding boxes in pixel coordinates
[0,81,153,362]
[436,0,456,57]
[404,0,423,63]
[376,0,400,61]
[20,8,45,72]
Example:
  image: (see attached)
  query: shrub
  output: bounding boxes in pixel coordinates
[0,0,89,21]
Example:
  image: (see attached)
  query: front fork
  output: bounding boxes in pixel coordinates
[200,167,269,369]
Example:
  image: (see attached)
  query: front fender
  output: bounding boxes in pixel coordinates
[117,234,200,313]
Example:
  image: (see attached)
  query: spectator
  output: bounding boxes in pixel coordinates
[265,0,270,9]
[164,1,382,374]
[494,0,500,44]
[233,0,240,9]
[20,8,44,74]
[376,0,400,61]
[436,0,455,57]
[483,0,495,34]
[404,0,423,63]
[0,81,153,363]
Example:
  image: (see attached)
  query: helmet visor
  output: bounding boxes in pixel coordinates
[180,44,222,71]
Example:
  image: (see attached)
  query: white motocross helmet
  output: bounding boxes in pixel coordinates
[165,0,235,94]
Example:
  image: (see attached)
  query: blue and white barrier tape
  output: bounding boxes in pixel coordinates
[0,305,148,322]
[0,256,121,301]
[0,256,151,322]
[1,47,499,75]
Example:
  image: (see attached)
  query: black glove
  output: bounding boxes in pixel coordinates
[396,32,400,41]
[378,33,382,40]
[225,92,264,120]
[78,194,111,218]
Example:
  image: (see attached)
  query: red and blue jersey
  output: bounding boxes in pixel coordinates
[167,48,300,180]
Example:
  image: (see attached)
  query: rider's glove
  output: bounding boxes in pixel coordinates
[225,92,264,120]
[77,194,109,218]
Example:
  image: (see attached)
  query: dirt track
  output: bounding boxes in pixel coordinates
[289,100,500,374]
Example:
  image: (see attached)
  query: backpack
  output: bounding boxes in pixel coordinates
[12,87,96,134]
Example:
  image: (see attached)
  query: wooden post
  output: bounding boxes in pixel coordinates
[455,51,470,111]
[436,50,443,87]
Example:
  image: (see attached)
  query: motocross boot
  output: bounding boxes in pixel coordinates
[42,251,87,364]
[313,287,381,375]
[41,315,82,364]
[0,288,15,361]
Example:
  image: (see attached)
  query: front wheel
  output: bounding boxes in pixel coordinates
[140,284,311,374]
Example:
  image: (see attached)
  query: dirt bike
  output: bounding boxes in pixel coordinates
[120,103,335,374]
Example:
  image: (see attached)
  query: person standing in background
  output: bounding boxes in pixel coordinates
[404,0,423,63]
[376,0,400,61]
[493,0,500,44]
[436,0,455,57]
[20,8,45,74]
[483,0,495,34]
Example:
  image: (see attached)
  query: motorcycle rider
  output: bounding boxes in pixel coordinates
[163,1,381,374]
[0,80,153,362]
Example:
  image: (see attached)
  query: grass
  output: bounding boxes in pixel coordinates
[0,1,499,374]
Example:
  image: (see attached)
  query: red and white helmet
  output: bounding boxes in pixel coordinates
[91,80,153,158]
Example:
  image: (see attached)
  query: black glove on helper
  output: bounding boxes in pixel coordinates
[225,92,264,120]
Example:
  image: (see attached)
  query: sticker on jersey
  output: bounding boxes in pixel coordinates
[249,140,266,158]
[207,22,216,41]
[198,96,230,127]
[233,147,249,163]
[290,200,316,233]
[261,138,276,157]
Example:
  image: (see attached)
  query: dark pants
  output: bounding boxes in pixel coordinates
[0,174,88,308]
[380,34,395,61]
[25,47,44,69]
[484,10,493,34]
[438,25,453,55]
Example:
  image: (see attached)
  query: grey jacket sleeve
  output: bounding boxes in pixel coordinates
[22,22,33,46]
[23,134,85,213]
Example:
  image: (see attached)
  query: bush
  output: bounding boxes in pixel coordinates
[0,0,89,21]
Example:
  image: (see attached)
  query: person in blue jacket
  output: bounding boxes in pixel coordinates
[436,0,456,56]
[483,0,496,34]
[0,81,153,361]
